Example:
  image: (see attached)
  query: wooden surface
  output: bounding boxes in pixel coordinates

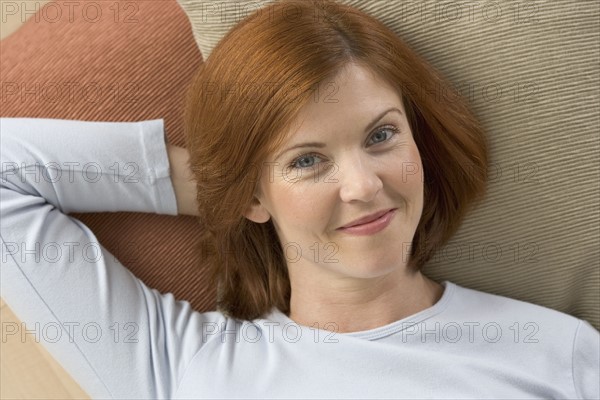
[0,0,51,40]
[0,297,89,399]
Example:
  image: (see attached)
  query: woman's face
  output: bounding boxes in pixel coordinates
[246,63,424,279]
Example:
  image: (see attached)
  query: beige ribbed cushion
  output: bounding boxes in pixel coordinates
[176,0,600,330]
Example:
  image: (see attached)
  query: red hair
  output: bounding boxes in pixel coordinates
[184,0,488,321]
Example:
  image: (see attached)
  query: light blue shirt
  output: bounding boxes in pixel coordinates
[1,118,598,399]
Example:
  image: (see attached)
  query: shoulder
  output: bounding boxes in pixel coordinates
[443,281,592,343]
[441,282,599,398]
[449,281,581,323]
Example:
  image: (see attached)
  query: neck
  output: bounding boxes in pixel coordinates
[287,265,444,334]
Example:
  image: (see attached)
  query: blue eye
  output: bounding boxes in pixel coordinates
[288,125,399,170]
[290,154,322,169]
[368,126,399,145]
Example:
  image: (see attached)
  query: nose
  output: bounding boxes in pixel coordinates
[337,155,383,203]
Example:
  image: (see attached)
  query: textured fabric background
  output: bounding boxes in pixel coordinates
[0,0,216,313]
[176,0,600,330]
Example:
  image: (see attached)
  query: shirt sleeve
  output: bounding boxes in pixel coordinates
[572,319,600,399]
[0,118,225,399]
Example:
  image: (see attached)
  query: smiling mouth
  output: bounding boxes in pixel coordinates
[336,208,398,236]
[338,208,396,229]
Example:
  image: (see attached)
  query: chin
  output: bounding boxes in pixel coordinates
[338,254,406,279]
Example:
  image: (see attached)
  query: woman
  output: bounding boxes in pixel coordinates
[1,0,598,399]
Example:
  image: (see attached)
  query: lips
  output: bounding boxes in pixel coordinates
[338,208,396,229]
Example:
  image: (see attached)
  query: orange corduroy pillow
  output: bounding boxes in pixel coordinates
[0,0,215,312]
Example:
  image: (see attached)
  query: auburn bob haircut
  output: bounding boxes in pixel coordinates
[184,0,488,321]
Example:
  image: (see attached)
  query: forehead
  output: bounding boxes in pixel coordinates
[286,64,405,139]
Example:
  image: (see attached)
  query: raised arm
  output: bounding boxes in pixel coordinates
[0,118,224,399]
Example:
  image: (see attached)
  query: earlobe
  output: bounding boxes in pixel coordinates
[244,196,271,223]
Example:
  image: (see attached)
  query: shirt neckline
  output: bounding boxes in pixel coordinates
[264,280,455,341]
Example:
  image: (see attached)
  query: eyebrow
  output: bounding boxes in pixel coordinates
[275,107,403,160]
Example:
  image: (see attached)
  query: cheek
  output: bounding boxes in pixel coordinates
[384,145,424,201]
[404,146,424,188]
[263,183,317,225]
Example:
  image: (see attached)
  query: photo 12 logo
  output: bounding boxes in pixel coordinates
[1,81,139,105]
[399,320,540,344]
[2,321,139,344]
[1,1,139,24]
